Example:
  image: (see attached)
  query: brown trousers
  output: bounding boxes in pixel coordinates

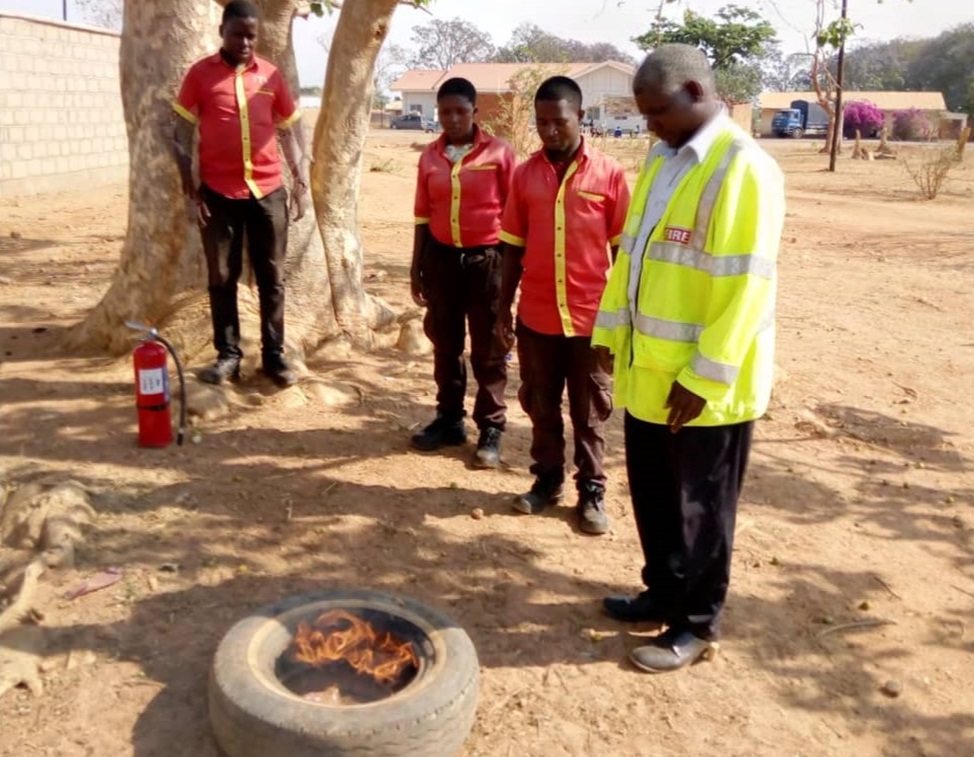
[421,239,507,430]
[199,184,288,360]
[515,320,612,489]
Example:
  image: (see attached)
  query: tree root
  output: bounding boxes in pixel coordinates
[0,560,46,700]
[0,560,44,635]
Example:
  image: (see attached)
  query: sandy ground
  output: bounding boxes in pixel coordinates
[0,132,973,757]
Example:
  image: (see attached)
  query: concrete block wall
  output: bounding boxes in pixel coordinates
[0,13,127,197]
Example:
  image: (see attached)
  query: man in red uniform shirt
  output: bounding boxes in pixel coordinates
[410,78,516,467]
[172,0,309,388]
[496,76,630,535]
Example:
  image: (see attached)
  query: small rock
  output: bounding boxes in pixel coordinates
[0,276,12,285]
[769,556,781,566]
[396,319,432,357]
[858,600,871,611]
[881,680,902,698]
[158,562,180,573]
[470,507,484,520]
[10,230,22,239]
[185,382,230,421]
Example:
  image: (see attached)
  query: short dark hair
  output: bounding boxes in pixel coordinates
[535,76,583,109]
[222,0,259,24]
[634,44,715,96]
[437,77,477,106]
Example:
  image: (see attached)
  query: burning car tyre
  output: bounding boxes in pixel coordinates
[209,589,479,757]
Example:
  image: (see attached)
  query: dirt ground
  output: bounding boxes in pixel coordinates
[1,132,972,757]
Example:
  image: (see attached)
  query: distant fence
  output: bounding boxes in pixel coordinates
[0,13,127,197]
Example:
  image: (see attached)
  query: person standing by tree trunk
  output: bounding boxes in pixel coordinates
[171,0,310,388]
[410,78,515,468]
[495,77,630,536]
[594,45,784,672]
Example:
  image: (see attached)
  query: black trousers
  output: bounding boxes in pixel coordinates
[421,238,507,430]
[623,412,754,640]
[199,185,288,361]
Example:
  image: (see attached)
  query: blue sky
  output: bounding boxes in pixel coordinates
[1,0,970,86]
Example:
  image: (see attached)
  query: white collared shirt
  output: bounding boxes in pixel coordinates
[627,111,731,318]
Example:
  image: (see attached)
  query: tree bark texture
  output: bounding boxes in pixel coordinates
[310,0,399,347]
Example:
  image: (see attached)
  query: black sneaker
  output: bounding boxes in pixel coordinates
[473,427,502,469]
[198,357,241,385]
[411,416,466,451]
[513,475,564,515]
[262,353,298,388]
[577,481,609,535]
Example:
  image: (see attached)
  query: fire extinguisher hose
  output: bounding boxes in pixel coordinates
[153,333,187,446]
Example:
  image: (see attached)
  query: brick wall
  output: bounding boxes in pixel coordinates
[0,13,127,197]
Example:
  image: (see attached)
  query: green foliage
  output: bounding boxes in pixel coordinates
[714,62,762,104]
[815,17,860,50]
[493,22,635,65]
[839,24,974,115]
[634,4,777,71]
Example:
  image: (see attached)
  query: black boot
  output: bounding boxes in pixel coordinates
[262,353,298,388]
[473,427,503,469]
[513,473,564,515]
[411,415,466,451]
[198,356,241,385]
[577,481,609,535]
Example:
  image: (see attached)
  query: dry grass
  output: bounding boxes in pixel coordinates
[902,145,964,200]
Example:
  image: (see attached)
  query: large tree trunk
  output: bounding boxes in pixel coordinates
[67,0,219,354]
[311,0,399,347]
[70,0,395,359]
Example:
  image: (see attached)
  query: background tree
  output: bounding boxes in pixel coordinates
[809,1,857,155]
[762,49,812,92]
[634,4,777,102]
[906,24,974,116]
[493,22,635,64]
[75,0,123,30]
[407,17,495,69]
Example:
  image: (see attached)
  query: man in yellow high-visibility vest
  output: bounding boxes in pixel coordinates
[592,45,785,673]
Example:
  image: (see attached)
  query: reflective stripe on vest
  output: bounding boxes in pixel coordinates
[633,306,775,343]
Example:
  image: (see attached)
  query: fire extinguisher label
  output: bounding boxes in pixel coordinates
[138,368,167,396]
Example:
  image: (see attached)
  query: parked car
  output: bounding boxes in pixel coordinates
[390,113,437,132]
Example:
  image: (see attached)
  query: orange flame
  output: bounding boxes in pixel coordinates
[288,610,419,686]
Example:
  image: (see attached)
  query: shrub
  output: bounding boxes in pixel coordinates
[902,145,960,199]
[843,100,884,138]
[892,108,934,141]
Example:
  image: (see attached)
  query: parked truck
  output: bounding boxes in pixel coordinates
[771,100,830,138]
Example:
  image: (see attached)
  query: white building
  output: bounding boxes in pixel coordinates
[390,61,636,124]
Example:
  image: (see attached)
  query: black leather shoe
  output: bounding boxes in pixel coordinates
[603,591,666,623]
[473,427,502,469]
[198,357,241,385]
[513,475,564,514]
[411,416,466,451]
[629,628,718,674]
[262,353,298,388]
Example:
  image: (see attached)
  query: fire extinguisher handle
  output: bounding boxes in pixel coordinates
[153,334,187,447]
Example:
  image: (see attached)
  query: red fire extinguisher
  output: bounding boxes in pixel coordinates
[128,321,186,448]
